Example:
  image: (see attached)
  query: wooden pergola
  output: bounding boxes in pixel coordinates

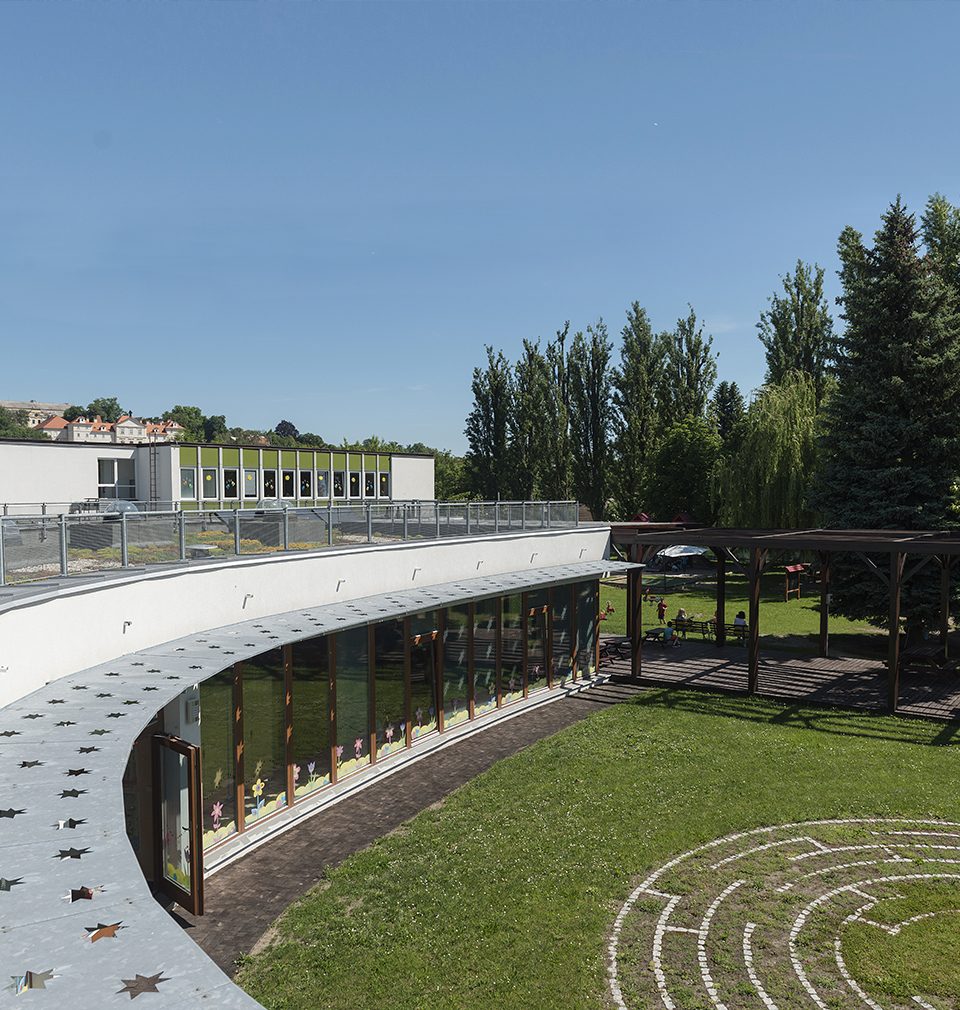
[611,524,960,713]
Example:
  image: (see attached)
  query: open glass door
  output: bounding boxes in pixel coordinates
[153,735,204,915]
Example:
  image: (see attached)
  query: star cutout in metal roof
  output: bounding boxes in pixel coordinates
[90,729,110,736]
[78,745,99,754]
[95,692,113,699]
[7,970,55,994]
[0,877,23,891]
[19,760,42,768]
[66,768,90,777]
[56,720,77,727]
[47,699,65,705]
[85,921,123,942]
[22,713,43,720]
[106,712,126,719]
[0,731,20,738]
[60,789,86,799]
[55,848,90,861]
[55,818,86,830]
[117,972,169,999]
[0,809,25,819]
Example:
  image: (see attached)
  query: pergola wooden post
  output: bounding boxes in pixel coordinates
[629,547,643,681]
[819,551,831,658]
[747,548,766,694]
[716,552,726,647]
[940,555,952,662]
[888,552,905,714]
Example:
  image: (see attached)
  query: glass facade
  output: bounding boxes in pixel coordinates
[550,585,574,686]
[409,611,439,739]
[241,649,287,825]
[291,639,331,800]
[197,579,600,853]
[373,621,406,760]
[335,626,370,777]
[473,597,498,716]
[443,604,471,729]
[199,669,237,849]
[526,590,549,693]
[501,594,525,703]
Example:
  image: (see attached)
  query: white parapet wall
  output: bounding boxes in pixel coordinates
[391,454,436,500]
[0,526,611,708]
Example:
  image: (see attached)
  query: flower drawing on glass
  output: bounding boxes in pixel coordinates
[251,778,265,813]
[415,707,423,728]
[307,760,316,780]
[335,744,344,762]
[385,725,394,744]
[293,764,301,784]
[353,737,363,760]
[211,801,223,832]
[400,721,406,736]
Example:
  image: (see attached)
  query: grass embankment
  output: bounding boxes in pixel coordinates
[237,691,960,1009]
[600,569,883,655]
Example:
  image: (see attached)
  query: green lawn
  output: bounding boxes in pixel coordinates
[237,691,960,1009]
[600,570,883,655]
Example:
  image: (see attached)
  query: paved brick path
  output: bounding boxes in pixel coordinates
[178,680,638,975]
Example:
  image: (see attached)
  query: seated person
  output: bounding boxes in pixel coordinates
[733,610,747,641]
[663,621,680,646]
[675,607,689,637]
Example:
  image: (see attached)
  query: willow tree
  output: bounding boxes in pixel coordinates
[715,372,820,528]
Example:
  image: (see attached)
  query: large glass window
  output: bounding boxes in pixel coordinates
[317,470,330,498]
[409,612,439,740]
[335,626,369,777]
[364,472,376,497]
[501,594,525,703]
[443,605,471,729]
[299,471,313,498]
[202,468,218,499]
[379,472,390,498]
[349,471,361,498]
[243,470,258,498]
[242,649,287,824]
[577,580,598,676]
[180,467,197,500]
[527,590,549,693]
[373,621,406,759]
[473,598,498,716]
[263,470,277,498]
[291,638,331,800]
[200,668,236,849]
[223,468,239,499]
[551,585,574,686]
[333,471,345,498]
[281,470,295,498]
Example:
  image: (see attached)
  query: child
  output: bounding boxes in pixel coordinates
[657,597,667,623]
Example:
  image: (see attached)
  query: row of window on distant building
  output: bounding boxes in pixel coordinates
[178,446,398,503]
[181,466,390,501]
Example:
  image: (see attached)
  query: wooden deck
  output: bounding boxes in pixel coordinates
[601,636,960,722]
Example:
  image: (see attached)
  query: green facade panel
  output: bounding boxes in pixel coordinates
[298,450,314,467]
[281,450,296,468]
[262,449,279,468]
[180,446,198,466]
[332,452,346,470]
[378,455,391,472]
[348,453,361,470]
[363,454,377,471]
[243,449,260,467]
[222,447,240,467]
[200,447,219,467]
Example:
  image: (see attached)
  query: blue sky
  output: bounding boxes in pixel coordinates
[2,2,958,453]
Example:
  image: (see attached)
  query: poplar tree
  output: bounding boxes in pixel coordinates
[611,303,661,517]
[540,324,573,501]
[815,198,960,626]
[656,307,717,428]
[464,347,514,500]
[508,339,549,499]
[568,321,614,519]
[757,260,835,404]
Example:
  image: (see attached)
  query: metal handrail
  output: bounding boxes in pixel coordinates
[0,501,582,587]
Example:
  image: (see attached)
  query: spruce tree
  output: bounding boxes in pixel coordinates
[757,260,835,405]
[710,380,746,448]
[815,198,960,626]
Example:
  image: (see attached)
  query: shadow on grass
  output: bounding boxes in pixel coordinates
[620,687,960,748]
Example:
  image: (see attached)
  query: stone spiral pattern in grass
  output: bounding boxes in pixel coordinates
[608,818,960,1010]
